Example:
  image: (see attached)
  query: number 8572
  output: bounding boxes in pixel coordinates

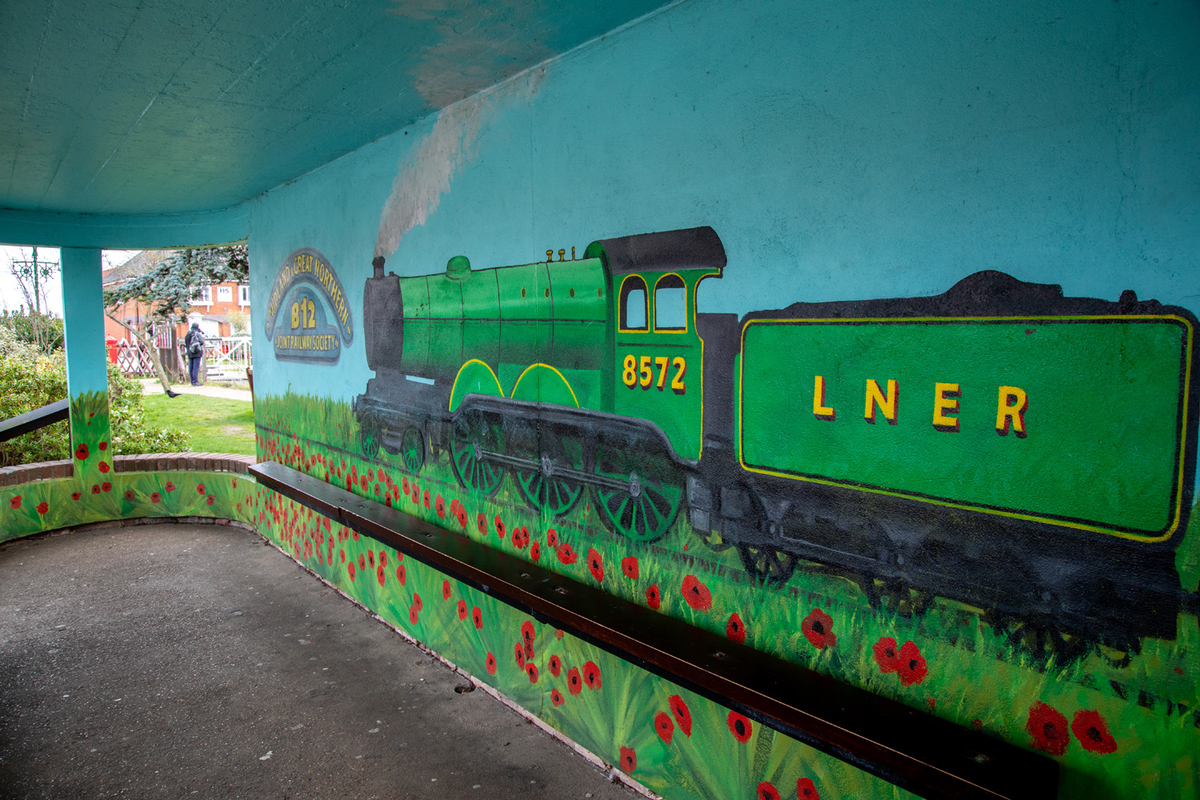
[622,354,687,394]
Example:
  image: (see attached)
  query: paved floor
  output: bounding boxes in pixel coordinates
[0,523,644,800]
[138,378,253,402]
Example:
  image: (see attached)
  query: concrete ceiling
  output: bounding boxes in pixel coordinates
[0,0,667,223]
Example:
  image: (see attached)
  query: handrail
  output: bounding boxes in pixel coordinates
[0,399,69,443]
[250,460,1057,800]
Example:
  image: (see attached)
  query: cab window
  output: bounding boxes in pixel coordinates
[620,276,648,331]
[654,274,686,331]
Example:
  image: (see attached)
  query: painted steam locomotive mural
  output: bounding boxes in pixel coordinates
[354,226,1198,654]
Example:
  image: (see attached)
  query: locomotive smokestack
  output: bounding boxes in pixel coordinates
[373,256,385,279]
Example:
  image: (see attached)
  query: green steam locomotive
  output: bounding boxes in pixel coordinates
[355,227,1198,651]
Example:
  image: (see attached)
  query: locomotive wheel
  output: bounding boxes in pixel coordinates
[736,544,797,586]
[984,610,1090,665]
[592,440,682,543]
[514,432,585,517]
[400,426,425,473]
[358,413,382,458]
[448,411,505,496]
[862,578,931,618]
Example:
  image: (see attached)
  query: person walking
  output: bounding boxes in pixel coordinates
[184,323,206,386]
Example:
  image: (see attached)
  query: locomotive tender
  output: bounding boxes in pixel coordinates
[356,227,1198,649]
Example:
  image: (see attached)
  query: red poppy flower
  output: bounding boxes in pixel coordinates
[75,443,89,460]
[206,496,214,505]
[621,557,639,580]
[435,495,445,518]
[340,549,346,563]
[511,526,528,550]
[348,563,356,581]
[583,660,602,690]
[101,481,111,492]
[150,492,161,503]
[546,528,559,548]
[360,475,368,491]
[495,515,506,540]
[485,652,497,675]
[587,549,604,582]
[756,782,780,800]
[557,544,578,565]
[526,663,539,683]
[458,600,469,620]
[530,540,541,561]
[91,484,100,494]
[548,655,562,677]
[1071,709,1117,754]
[681,575,712,611]
[551,689,564,707]
[358,553,366,571]
[1026,702,1070,756]
[409,606,419,625]
[376,565,386,587]
[368,550,375,567]
[726,612,746,644]
[410,487,419,504]
[413,593,423,611]
[379,551,387,568]
[9,495,20,509]
[521,620,535,646]
[896,641,927,687]
[801,609,836,650]
[124,489,136,501]
[367,468,374,483]
[442,580,452,600]
[669,695,692,736]
[472,606,483,629]
[797,778,820,800]
[727,711,752,742]
[654,711,675,744]
[99,441,108,451]
[98,461,110,474]
[646,584,661,610]
[36,501,48,515]
[873,637,899,673]
[71,492,80,501]
[477,513,488,534]
[567,667,582,695]
[618,746,636,774]
[514,643,526,668]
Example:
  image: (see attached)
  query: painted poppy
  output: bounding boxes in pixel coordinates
[583,660,602,690]
[726,613,746,644]
[485,652,497,675]
[36,501,48,515]
[801,609,836,650]
[206,496,214,505]
[379,551,387,568]
[99,441,108,451]
[124,490,136,501]
[150,492,161,503]
[98,461,110,473]
[435,495,445,518]
[529,540,541,562]
[646,584,661,610]
[376,565,386,587]
[567,667,582,695]
[424,490,431,509]
[458,600,469,620]
[557,544,578,565]
[495,515,506,539]
[71,492,80,501]
[896,641,927,687]
[75,443,89,461]
[727,711,752,743]
[546,528,559,548]
[521,620,536,646]
[548,655,562,677]
[368,550,375,567]
[409,606,419,625]
[873,637,899,673]
[587,549,604,582]
[358,553,366,571]
[551,689,564,707]
[472,606,483,629]
[412,593,423,611]
[618,746,636,774]
[526,662,539,683]
[797,778,820,799]
[1026,702,1070,756]
[514,643,526,668]
[477,513,488,534]
[756,782,780,800]
[621,556,639,580]
[348,563,356,582]
[1071,709,1117,754]
[9,495,19,509]
[91,484,100,494]
[442,580,452,600]
[669,695,692,736]
[681,575,712,611]
[654,711,675,744]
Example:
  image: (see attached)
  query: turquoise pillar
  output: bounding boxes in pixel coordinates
[59,248,113,492]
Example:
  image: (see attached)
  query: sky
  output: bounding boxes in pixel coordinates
[0,246,138,317]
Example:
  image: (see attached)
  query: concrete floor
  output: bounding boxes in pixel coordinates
[0,523,645,800]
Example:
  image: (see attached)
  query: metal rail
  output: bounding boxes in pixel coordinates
[250,460,1056,800]
[0,399,69,443]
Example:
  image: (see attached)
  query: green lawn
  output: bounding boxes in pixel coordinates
[142,393,255,455]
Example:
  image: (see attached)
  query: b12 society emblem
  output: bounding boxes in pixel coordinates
[265,248,353,363]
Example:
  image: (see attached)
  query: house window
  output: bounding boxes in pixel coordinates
[192,286,212,304]
[217,285,233,302]
[239,284,250,305]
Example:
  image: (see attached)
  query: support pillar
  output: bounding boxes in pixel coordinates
[60,248,113,493]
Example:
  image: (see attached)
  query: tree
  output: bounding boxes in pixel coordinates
[102,245,248,394]
[6,246,60,353]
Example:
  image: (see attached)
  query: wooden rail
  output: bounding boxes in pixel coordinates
[250,460,1057,800]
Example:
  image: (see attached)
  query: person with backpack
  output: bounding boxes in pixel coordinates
[184,323,206,386]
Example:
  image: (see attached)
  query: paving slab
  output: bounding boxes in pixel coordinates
[138,378,252,402]
[0,523,644,800]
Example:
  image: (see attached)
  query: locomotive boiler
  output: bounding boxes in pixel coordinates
[355,226,1198,654]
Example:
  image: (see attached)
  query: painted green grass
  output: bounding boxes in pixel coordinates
[143,393,255,454]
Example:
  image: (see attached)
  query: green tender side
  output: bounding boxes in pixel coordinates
[739,316,1193,539]
[399,258,608,396]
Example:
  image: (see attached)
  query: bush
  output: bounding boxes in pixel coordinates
[0,310,64,354]
[0,355,189,466]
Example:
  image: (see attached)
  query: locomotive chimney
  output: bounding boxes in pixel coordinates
[373,255,385,279]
